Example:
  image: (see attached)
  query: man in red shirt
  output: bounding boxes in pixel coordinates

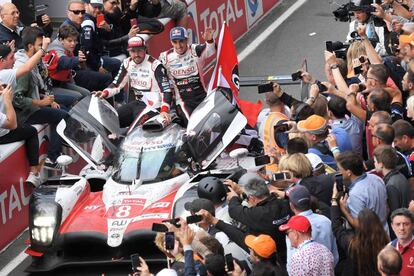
[389,208,414,276]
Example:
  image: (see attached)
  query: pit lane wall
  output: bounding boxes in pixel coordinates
[0,0,280,252]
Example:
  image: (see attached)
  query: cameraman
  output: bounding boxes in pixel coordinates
[346,0,387,56]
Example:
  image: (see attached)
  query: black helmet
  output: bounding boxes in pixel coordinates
[197,177,227,204]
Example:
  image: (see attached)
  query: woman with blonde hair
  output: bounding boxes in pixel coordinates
[346,41,367,78]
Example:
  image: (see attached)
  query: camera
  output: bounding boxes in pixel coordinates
[333,2,354,22]
[325,41,349,60]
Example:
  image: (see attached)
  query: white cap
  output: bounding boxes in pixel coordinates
[156,269,178,276]
[305,153,323,170]
[90,0,103,6]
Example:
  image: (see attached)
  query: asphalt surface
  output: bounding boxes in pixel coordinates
[1,0,349,275]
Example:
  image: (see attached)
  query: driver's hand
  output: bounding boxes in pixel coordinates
[93,91,107,98]
[160,112,171,124]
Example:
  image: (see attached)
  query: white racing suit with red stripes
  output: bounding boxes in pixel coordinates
[103,54,172,128]
[159,41,215,125]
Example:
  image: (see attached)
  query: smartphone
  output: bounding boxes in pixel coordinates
[130,18,138,27]
[354,65,363,75]
[326,41,333,53]
[315,80,327,93]
[257,82,274,94]
[152,223,168,232]
[35,4,47,27]
[130,253,140,272]
[254,155,271,166]
[291,71,302,81]
[335,173,343,191]
[271,172,292,182]
[80,46,88,58]
[165,232,175,250]
[186,215,203,224]
[96,14,105,27]
[225,254,234,272]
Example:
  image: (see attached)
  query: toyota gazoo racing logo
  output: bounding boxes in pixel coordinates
[232,64,240,90]
[248,0,259,17]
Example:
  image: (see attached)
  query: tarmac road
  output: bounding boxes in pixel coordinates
[2,0,349,275]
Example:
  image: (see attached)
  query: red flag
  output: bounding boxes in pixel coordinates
[208,23,262,127]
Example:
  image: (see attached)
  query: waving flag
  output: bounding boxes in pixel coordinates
[208,22,262,127]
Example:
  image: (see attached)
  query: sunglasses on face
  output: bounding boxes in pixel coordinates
[70,10,86,15]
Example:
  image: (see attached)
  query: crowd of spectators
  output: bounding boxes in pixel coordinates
[1,0,414,275]
[126,0,414,275]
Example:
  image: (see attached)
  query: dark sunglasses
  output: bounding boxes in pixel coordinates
[70,9,86,15]
[109,1,118,5]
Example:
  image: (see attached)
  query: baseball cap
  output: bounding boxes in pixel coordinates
[170,27,188,41]
[279,215,311,233]
[128,36,146,50]
[305,153,324,171]
[184,198,215,215]
[286,185,311,209]
[399,33,414,46]
[244,234,276,258]
[297,114,328,135]
[89,0,103,7]
[156,269,178,276]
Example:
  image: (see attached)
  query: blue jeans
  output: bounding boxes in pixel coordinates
[26,107,68,161]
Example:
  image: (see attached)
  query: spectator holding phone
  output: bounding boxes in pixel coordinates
[0,3,53,49]
[284,186,338,268]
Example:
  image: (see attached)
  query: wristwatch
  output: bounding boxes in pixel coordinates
[330,64,339,70]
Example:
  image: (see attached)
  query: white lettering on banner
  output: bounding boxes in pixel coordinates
[0,178,31,224]
[150,202,170,208]
[200,0,244,34]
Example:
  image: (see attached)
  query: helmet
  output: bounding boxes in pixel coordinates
[197,176,227,204]
[127,36,146,50]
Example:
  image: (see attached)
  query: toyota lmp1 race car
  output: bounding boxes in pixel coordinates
[25,90,251,272]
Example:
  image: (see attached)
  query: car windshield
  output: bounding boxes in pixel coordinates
[111,124,187,184]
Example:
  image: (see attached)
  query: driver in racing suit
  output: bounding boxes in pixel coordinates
[96,36,172,128]
[159,26,215,125]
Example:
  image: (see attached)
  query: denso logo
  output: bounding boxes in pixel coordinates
[131,79,149,87]
[171,66,196,76]
[199,0,244,34]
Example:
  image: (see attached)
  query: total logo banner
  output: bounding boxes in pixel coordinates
[186,0,277,44]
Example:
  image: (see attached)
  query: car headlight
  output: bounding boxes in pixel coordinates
[29,196,62,249]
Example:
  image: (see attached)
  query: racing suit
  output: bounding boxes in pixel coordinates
[103,54,172,128]
[159,41,215,125]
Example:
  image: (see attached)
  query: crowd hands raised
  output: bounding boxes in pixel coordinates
[127,0,414,275]
[0,0,205,187]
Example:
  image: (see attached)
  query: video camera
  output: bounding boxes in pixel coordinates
[333,0,385,27]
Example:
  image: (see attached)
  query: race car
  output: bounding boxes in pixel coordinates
[25,90,249,272]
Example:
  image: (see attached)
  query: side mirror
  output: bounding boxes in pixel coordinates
[229,148,248,167]
[56,155,73,175]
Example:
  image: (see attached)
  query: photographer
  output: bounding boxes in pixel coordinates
[346,0,387,56]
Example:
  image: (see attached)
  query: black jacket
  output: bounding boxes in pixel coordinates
[227,194,291,263]
[300,174,334,206]
[0,23,22,49]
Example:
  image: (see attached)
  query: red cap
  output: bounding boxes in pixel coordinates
[279,215,311,233]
